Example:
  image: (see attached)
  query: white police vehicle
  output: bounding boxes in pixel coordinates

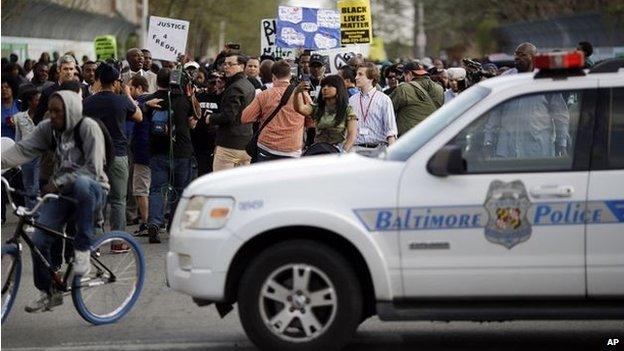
[166,52,624,351]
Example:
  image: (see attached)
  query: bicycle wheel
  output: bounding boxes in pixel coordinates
[71,231,145,325]
[2,243,22,324]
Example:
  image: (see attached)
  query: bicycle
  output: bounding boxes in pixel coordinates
[1,175,146,325]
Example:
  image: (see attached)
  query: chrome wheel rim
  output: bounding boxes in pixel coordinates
[258,263,337,342]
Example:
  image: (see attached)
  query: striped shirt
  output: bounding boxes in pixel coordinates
[241,81,314,155]
[349,88,398,145]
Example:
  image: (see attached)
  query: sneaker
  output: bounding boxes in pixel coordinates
[148,224,161,244]
[73,250,91,276]
[24,290,63,313]
[110,241,131,254]
[134,223,149,237]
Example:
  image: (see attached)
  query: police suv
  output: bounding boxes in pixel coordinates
[166,53,624,351]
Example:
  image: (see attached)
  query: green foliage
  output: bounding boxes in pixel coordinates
[475,17,498,56]
[150,0,280,58]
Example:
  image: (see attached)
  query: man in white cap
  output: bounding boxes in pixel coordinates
[444,67,467,103]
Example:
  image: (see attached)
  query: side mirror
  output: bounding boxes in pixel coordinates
[427,145,466,177]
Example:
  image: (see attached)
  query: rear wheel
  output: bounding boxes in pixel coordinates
[71,231,145,325]
[1,243,22,324]
[238,240,362,351]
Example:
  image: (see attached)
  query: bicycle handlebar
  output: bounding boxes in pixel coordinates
[1,176,78,217]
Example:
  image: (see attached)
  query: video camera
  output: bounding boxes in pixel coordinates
[169,55,198,95]
[462,58,496,86]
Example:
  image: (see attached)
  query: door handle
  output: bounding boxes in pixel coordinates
[530,185,574,198]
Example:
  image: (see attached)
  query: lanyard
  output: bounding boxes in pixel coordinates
[359,90,377,123]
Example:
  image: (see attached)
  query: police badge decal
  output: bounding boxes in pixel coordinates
[484,180,532,249]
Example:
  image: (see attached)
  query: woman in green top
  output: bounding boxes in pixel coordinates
[294,74,357,152]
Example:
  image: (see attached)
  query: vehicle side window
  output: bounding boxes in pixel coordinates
[447,90,584,173]
[607,88,624,169]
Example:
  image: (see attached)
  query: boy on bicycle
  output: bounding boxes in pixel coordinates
[1,90,109,312]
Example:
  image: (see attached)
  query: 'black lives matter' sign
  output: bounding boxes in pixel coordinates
[147,16,190,62]
[338,0,372,44]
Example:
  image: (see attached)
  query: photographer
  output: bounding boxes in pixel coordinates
[144,68,198,244]
[463,58,497,86]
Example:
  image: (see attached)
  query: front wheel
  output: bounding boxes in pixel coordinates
[1,243,22,324]
[71,231,145,325]
[238,240,363,351]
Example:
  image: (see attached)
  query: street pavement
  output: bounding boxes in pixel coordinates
[1,213,622,351]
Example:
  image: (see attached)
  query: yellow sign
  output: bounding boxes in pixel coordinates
[338,0,372,45]
[94,35,117,60]
[369,36,387,62]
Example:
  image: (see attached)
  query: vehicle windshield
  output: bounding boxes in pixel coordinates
[385,86,491,161]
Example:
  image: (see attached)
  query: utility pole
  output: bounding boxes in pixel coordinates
[414,0,426,59]
[140,0,148,48]
[218,20,226,50]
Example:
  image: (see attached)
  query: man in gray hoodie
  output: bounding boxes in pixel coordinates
[1,90,109,312]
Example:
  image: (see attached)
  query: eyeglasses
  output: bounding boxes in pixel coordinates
[223,62,240,67]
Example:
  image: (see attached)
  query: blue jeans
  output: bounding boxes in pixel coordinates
[21,157,40,210]
[106,156,129,231]
[31,176,105,293]
[148,155,194,228]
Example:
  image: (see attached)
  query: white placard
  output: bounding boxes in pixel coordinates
[260,19,296,59]
[313,46,368,73]
[147,16,189,62]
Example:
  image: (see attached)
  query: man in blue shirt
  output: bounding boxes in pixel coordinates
[83,63,142,235]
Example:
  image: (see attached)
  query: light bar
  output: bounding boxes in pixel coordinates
[534,51,585,70]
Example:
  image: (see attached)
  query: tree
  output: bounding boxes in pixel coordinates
[150,0,280,59]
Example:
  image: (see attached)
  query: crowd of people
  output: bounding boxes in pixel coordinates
[0,39,596,311]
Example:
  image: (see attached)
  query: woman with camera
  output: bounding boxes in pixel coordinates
[294,74,357,154]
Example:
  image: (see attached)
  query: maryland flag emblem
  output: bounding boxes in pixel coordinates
[484,180,532,249]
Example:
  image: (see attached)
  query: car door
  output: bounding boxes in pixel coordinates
[586,83,624,297]
[398,80,597,298]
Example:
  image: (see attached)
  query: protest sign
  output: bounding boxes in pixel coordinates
[260,19,296,58]
[94,35,117,60]
[313,47,362,73]
[338,0,372,45]
[147,16,189,62]
[276,6,340,50]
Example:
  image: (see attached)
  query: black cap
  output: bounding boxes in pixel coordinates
[95,63,120,85]
[310,54,324,67]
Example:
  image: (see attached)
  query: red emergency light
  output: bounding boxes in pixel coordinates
[534,51,585,70]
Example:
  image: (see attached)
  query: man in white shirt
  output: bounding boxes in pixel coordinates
[121,48,157,93]
[350,62,398,156]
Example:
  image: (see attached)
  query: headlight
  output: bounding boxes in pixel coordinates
[180,196,234,230]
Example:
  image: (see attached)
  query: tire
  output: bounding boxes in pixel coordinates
[1,244,22,325]
[238,240,363,351]
[71,231,145,325]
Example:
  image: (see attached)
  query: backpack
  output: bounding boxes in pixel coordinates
[52,117,116,172]
[151,109,171,137]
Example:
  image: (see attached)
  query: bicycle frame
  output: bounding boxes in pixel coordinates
[2,177,118,292]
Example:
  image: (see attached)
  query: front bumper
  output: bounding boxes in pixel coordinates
[166,226,242,301]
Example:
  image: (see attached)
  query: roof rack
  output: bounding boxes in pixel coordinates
[588,59,624,74]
